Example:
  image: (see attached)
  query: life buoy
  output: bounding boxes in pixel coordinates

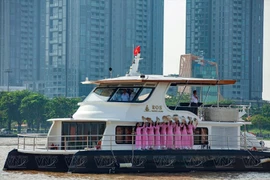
[251,146,257,151]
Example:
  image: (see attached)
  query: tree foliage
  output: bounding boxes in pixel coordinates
[20,93,48,132]
[250,114,270,136]
[45,97,81,119]
[0,91,82,133]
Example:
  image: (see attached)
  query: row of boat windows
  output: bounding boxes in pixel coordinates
[62,122,208,145]
[115,126,209,145]
[83,87,154,102]
[61,122,208,149]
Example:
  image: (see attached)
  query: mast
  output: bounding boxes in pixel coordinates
[127,46,143,76]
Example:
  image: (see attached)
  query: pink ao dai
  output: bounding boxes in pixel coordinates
[187,123,197,148]
[160,123,167,148]
[174,124,183,149]
[181,125,189,148]
[154,124,161,149]
[142,124,148,149]
[148,124,155,148]
[135,126,142,149]
[166,123,174,149]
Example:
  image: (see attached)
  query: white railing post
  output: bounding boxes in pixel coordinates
[17,136,19,149]
[132,133,134,151]
[33,137,36,151]
[23,137,25,150]
[46,136,49,151]
[110,135,112,150]
[87,136,89,149]
[227,136,229,150]
[64,136,67,151]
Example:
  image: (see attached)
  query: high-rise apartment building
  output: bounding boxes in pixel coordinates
[1,0,163,98]
[0,0,45,91]
[45,0,164,97]
[186,0,264,100]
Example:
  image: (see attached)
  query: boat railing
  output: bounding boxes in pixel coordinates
[16,133,267,152]
[200,104,250,121]
[168,103,250,120]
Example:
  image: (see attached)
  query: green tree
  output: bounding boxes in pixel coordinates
[45,97,81,119]
[251,114,269,136]
[165,93,190,106]
[262,103,270,117]
[20,93,48,132]
[0,91,30,132]
[0,92,11,130]
[0,109,6,128]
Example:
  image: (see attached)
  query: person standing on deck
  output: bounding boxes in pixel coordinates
[135,122,143,150]
[190,90,198,106]
[148,121,155,149]
[160,122,167,149]
[181,117,189,149]
[154,118,161,149]
[187,117,198,148]
[173,115,182,149]
[166,120,174,149]
[141,122,149,149]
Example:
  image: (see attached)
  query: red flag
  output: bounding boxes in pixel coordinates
[133,46,140,56]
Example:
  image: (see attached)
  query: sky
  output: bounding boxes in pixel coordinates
[163,0,270,101]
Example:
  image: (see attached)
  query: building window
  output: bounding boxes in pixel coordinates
[115,126,134,144]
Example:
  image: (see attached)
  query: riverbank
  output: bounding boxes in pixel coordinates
[0,134,17,137]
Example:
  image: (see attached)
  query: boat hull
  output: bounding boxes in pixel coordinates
[3,149,73,172]
[4,149,270,173]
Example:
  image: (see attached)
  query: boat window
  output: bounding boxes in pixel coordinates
[135,88,154,102]
[115,126,135,144]
[109,87,154,102]
[110,88,140,101]
[61,122,106,150]
[83,87,116,102]
[194,127,208,145]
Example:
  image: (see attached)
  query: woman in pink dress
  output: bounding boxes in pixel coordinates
[181,117,189,149]
[187,118,198,149]
[141,122,149,149]
[135,122,143,150]
[154,120,161,149]
[174,120,183,149]
[166,121,174,149]
[148,121,155,149]
[160,122,167,149]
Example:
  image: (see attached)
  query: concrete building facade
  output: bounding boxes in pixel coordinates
[186,0,264,100]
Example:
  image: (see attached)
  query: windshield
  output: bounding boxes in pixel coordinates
[83,87,154,103]
[109,87,154,102]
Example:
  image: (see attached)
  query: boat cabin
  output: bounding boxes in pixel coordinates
[42,74,251,152]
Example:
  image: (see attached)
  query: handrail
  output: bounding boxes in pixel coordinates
[16,133,267,152]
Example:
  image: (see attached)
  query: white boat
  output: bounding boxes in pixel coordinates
[3,50,270,173]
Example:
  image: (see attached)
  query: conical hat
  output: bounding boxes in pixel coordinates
[172,114,179,122]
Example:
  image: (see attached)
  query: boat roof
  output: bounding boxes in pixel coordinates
[82,75,236,86]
